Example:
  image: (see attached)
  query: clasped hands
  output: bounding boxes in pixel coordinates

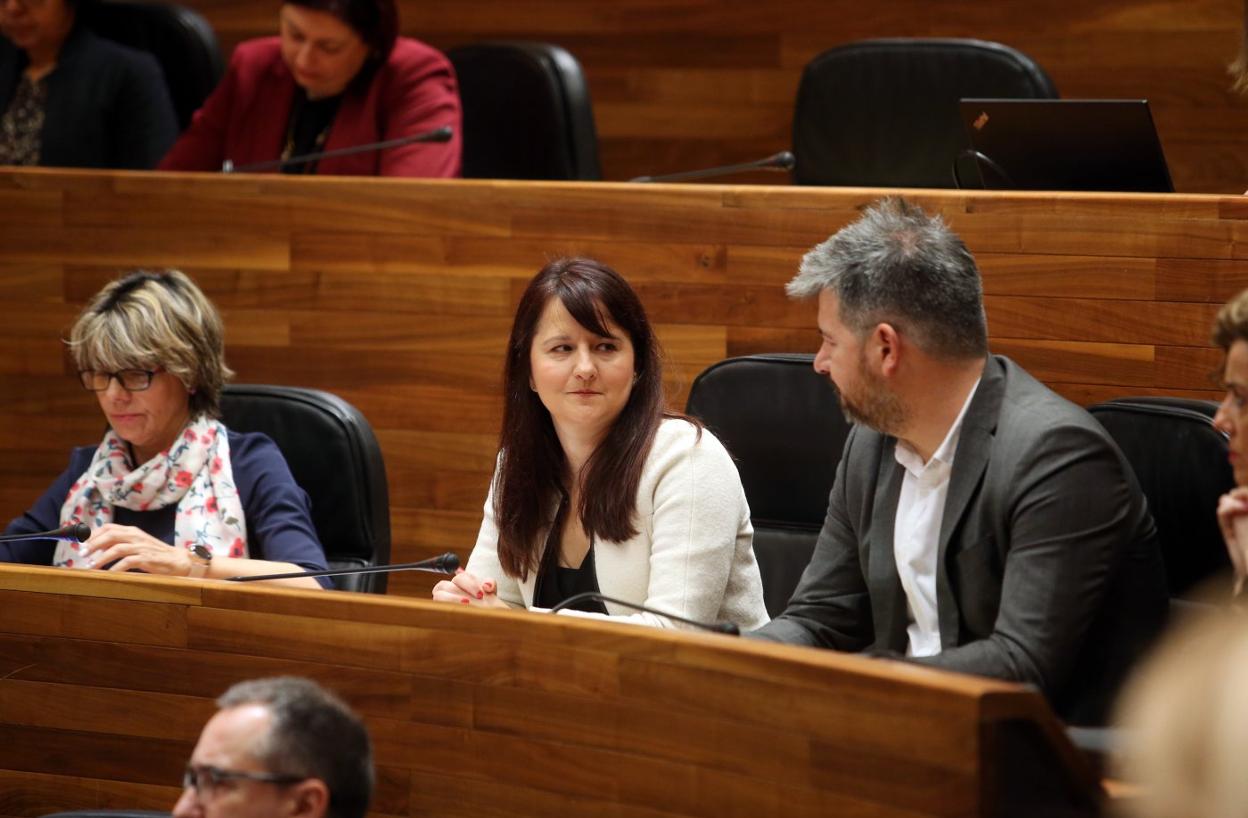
[432,568,508,608]
[1216,487,1248,594]
[77,523,197,576]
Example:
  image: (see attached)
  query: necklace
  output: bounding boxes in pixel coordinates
[280,91,338,173]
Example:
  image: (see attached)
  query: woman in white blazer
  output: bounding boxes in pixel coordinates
[432,257,768,631]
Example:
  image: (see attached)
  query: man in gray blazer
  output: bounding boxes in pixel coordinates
[752,198,1167,725]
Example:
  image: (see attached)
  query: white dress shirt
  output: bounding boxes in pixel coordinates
[892,379,980,657]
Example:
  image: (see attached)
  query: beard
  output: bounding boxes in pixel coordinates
[837,354,907,436]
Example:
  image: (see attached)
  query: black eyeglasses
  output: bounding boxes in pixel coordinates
[183,764,306,799]
[78,369,160,392]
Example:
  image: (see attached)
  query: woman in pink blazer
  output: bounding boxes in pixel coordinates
[160,0,460,177]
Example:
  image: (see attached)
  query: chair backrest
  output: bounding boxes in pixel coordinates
[1087,397,1233,599]
[84,0,224,130]
[220,385,391,593]
[447,41,602,180]
[792,37,1058,188]
[685,354,850,617]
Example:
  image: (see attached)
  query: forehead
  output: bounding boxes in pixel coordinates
[815,289,850,336]
[534,296,618,338]
[1225,339,1248,383]
[280,4,357,39]
[192,705,272,769]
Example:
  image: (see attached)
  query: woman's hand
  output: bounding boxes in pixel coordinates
[1217,488,1248,591]
[79,523,195,576]
[431,569,507,608]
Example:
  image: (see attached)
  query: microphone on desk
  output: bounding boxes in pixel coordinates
[548,592,740,635]
[630,150,796,183]
[221,125,455,173]
[0,522,91,544]
[227,551,460,583]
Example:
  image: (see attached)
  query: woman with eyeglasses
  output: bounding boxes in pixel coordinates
[0,0,178,168]
[1,269,330,588]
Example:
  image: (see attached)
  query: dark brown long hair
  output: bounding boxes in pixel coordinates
[494,258,669,580]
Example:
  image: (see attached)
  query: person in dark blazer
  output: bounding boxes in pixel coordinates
[751,197,1168,726]
[0,0,177,169]
[160,0,461,177]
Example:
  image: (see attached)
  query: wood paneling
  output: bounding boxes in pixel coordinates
[174,0,1248,194]
[0,566,1100,818]
[0,169,1239,591]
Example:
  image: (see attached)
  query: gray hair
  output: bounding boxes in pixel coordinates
[787,197,988,359]
[218,677,373,818]
[68,269,234,417]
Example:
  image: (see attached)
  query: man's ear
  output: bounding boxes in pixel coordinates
[286,778,331,818]
[870,322,903,377]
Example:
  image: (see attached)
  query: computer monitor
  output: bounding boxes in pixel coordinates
[958,99,1174,192]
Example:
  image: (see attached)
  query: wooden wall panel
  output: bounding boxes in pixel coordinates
[0,169,1241,597]
[175,0,1248,194]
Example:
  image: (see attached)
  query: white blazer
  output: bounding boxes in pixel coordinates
[465,418,770,631]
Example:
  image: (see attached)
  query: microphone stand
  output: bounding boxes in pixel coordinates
[631,150,796,183]
[228,552,459,583]
[549,592,740,635]
[0,522,91,543]
[222,125,454,173]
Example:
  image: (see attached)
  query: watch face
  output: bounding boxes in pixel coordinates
[191,544,213,562]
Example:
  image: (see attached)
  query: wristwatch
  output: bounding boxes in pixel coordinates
[188,544,213,578]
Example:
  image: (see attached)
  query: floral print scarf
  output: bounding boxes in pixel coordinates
[54,415,248,569]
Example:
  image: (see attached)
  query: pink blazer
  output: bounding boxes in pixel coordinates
[160,36,461,177]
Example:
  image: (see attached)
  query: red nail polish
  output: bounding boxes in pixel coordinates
[460,597,470,604]
[476,591,483,599]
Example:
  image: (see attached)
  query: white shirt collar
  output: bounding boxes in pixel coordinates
[894,378,982,477]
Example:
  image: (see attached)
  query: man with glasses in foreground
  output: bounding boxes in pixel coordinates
[175,676,372,818]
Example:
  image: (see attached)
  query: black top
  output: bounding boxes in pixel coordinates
[534,543,608,613]
[281,89,342,174]
[531,496,608,614]
[0,25,177,169]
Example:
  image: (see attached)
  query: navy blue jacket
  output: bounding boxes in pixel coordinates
[3,430,331,587]
[0,24,177,168]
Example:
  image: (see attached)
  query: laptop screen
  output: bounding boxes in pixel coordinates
[958,99,1174,192]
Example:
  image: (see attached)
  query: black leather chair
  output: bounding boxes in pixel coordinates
[792,38,1058,188]
[685,354,850,617]
[447,41,602,180]
[84,0,224,130]
[220,385,391,593]
[1088,397,1233,599]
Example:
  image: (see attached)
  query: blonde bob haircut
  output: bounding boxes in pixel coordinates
[1114,608,1248,818]
[68,269,234,418]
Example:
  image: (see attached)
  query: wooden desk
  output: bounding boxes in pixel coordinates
[0,565,1101,818]
[0,169,1243,592]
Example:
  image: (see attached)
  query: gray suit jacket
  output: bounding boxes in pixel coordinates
[753,355,1167,724]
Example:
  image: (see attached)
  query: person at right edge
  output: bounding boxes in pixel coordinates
[750,197,1168,726]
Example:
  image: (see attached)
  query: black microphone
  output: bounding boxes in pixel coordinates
[548,592,740,635]
[0,522,91,544]
[630,150,796,183]
[227,551,460,583]
[221,125,455,173]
